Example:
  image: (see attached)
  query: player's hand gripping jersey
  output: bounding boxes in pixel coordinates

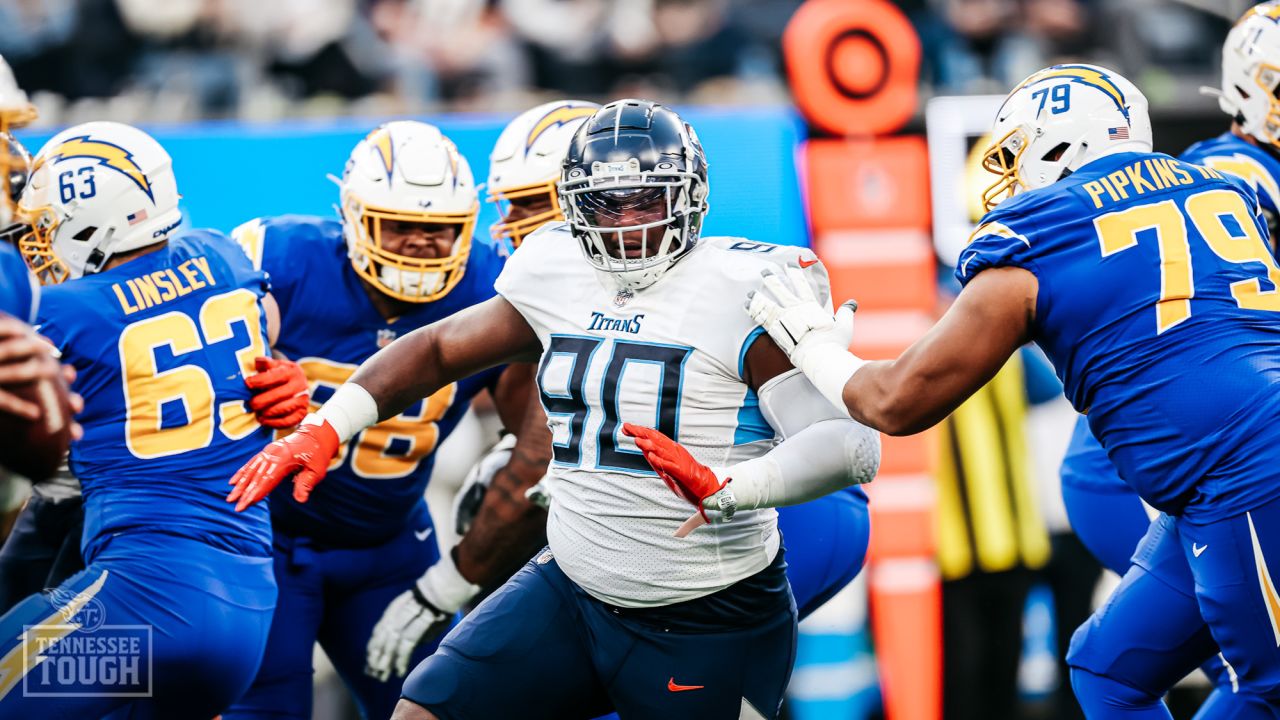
[233,215,505,545]
[39,229,275,558]
[497,223,833,607]
[958,152,1280,521]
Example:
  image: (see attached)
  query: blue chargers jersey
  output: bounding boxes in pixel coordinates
[1059,414,1125,493]
[1181,131,1280,224]
[0,242,37,322]
[233,215,505,545]
[37,230,274,559]
[957,152,1280,521]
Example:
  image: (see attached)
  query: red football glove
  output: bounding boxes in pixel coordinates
[226,419,339,512]
[621,423,730,537]
[245,356,311,429]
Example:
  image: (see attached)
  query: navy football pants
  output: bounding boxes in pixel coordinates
[403,548,797,720]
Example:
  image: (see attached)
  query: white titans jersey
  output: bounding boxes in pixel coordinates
[495,223,832,607]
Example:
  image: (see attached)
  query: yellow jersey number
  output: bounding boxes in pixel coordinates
[296,358,458,480]
[118,288,265,459]
[1096,188,1280,334]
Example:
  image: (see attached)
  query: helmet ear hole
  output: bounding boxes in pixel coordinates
[72,226,96,242]
[1238,85,1253,100]
[1042,142,1071,162]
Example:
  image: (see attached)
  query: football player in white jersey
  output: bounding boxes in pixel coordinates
[228,99,880,720]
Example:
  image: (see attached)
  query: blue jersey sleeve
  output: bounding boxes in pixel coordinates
[181,228,270,299]
[232,215,345,312]
[1180,132,1280,222]
[0,242,37,323]
[955,199,1042,287]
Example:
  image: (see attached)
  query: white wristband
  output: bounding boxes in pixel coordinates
[795,341,866,415]
[315,382,379,443]
[416,549,482,614]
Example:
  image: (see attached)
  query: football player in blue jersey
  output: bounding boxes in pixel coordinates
[0,121,309,717]
[223,120,552,720]
[0,57,97,609]
[1061,4,1280,586]
[1053,5,1280,708]
[718,63,1280,717]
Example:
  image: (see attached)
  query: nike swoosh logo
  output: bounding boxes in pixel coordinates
[414,528,433,542]
[668,678,704,693]
[1193,543,1208,557]
[798,257,819,268]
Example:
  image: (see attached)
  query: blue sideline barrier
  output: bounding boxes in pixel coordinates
[16,106,810,248]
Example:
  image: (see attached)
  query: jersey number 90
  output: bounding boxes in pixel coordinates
[538,335,691,473]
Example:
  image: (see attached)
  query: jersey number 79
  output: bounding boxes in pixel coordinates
[1096,188,1280,333]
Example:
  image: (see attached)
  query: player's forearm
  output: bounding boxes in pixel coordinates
[840,359,953,436]
[454,389,553,587]
[722,418,880,510]
[452,440,551,589]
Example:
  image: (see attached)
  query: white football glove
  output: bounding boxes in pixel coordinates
[365,550,480,682]
[746,263,862,412]
[452,433,517,536]
[746,264,855,355]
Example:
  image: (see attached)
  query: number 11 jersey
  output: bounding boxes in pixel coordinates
[958,151,1280,521]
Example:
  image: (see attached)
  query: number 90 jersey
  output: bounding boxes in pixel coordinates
[957,151,1280,522]
[233,216,504,547]
[37,230,274,559]
[497,223,829,608]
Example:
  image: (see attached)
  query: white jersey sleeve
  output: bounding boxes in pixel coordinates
[496,226,831,607]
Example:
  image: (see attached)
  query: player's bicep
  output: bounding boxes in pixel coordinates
[434,296,542,372]
[351,296,540,419]
[851,266,1036,435]
[742,331,796,392]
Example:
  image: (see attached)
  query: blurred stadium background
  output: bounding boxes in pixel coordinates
[0,0,1257,718]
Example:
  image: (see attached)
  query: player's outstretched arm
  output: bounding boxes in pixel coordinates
[228,297,542,511]
[748,264,1036,436]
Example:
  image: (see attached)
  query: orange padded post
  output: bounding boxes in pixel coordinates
[806,137,931,236]
[786,1,940,717]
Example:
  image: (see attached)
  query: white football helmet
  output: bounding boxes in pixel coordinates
[1219,2,1280,150]
[18,121,182,284]
[0,55,35,133]
[340,121,478,303]
[982,64,1152,211]
[0,54,36,229]
[487,100,598,247]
